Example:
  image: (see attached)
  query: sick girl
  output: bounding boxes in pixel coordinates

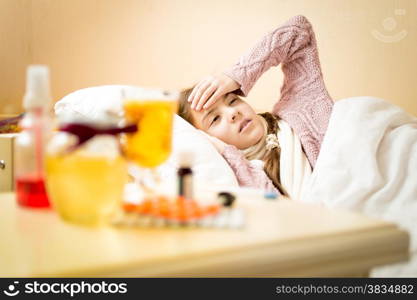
[178,15,334,198]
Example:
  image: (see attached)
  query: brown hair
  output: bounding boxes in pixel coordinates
[178,88,287,196]
[257,112,287,196]
[177,87,196,125]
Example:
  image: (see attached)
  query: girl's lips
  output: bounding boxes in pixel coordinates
[240,119,252,133]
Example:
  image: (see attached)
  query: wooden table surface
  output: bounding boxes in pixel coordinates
[0,192,409,277]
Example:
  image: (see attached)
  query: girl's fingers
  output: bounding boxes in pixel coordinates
[187,80,205,104]
[190,81,211,109]
[188,76,213,103]
[203,89,224,110]
[195,84,217,111]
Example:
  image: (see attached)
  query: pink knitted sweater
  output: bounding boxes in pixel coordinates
[221,15,334,192]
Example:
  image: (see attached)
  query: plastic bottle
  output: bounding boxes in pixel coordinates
[14,65,53,208]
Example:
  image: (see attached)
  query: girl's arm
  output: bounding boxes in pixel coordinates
[222,145,280,194]
[187,16,312,110]
[224,15,333,168]
[189,15,331,116]
[224,15,315,96]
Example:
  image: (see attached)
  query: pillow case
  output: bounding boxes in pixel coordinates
[54,85,239,196]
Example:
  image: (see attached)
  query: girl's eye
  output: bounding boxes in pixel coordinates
[229,98,237,105]
[210,115,220,126]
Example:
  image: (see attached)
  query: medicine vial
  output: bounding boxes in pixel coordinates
[177,151,194,200]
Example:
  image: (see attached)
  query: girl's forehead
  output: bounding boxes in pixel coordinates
[192,94,230,115]
[189,95,227,128]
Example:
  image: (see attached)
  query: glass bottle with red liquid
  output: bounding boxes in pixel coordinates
[14,65,53,208]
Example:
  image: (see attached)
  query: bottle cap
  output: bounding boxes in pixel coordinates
[177,151,194,167]
[264,191,278,199]
[23,65,52,109]
[217,192,236,207]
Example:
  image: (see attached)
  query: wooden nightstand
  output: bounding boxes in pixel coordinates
[0,192,410,277]
[0,134,18,192]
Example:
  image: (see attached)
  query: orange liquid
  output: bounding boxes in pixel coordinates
[123,100,176,167]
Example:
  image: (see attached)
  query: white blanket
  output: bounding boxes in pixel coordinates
[300,96,417,276]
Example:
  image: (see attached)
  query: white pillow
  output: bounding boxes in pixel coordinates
[54,85,239,196]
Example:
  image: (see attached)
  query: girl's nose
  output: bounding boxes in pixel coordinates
[227,108,239,123]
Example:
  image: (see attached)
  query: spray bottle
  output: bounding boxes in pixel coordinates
[14,65,52,208]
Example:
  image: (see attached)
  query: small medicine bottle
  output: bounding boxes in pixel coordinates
[177,151,194,200]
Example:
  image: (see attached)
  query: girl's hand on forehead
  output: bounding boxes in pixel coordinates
[188,74,240,111]
[198,130,228,154]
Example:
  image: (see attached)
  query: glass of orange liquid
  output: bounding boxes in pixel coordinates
[122,88,178,196]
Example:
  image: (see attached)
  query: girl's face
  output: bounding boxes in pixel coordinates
[190,93,265,149]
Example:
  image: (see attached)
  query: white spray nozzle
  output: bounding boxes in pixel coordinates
[23,65,52,109]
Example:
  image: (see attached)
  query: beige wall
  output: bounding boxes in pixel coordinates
[1,0,416,115]
[0,0,31,114]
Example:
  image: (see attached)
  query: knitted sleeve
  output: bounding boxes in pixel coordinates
[222,145,279,194]
[223,15,313,96]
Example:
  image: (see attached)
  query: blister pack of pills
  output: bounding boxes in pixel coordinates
[112,194,245,229]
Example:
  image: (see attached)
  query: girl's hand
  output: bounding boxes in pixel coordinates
[188,73,240,111]
[198,130,228,154]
